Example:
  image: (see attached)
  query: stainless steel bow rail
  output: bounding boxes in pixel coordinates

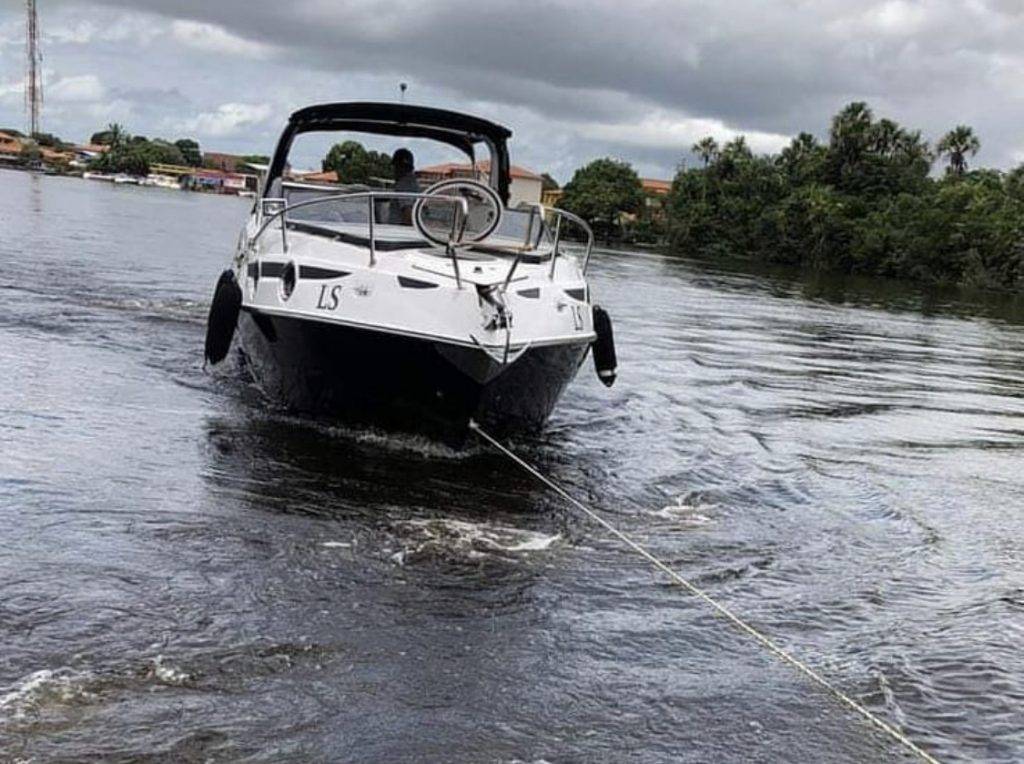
[250,191,470,269]
[469,420,941,764]
[247,191,597,289]
[517,202,595,276]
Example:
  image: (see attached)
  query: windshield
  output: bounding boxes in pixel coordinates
[261,127,560,255]
[268,131,480,231]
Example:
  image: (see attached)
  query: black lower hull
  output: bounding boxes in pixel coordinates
[237,309,588,441]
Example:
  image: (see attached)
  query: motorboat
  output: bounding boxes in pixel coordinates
[144,173,184,190]
[204,102,616,441]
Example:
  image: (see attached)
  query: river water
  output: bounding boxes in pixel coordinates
[1,169,1023,762]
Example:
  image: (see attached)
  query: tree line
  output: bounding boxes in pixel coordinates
[3,122,270,177]
[83,123,205,175]
[85,123,267,176]
[320,140,394,183]
[556,102,1024,291]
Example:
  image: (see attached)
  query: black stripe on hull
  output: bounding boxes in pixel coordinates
[237,310,588,442]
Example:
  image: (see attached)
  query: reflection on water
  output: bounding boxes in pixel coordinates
[657,250,1024,325]
[2,170,1024,762]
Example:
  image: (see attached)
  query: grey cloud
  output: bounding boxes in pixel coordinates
[83,1,858,123]
[15,0,1024,172]
[77,0,1024,166]
[109,86,191,108]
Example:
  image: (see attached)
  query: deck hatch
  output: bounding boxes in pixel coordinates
[398,276,440,289]
[299,265,351,280]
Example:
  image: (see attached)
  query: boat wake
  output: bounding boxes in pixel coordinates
[262,412,488,460]
[0,281,208,326]
[334,425,486,459]
[83,295,208,325]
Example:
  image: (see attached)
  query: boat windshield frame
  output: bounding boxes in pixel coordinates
[264,102,513,205]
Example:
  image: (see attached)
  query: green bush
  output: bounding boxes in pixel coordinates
[558,158,644,244]
[667,103,1024,291]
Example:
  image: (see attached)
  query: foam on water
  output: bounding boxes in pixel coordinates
[0,659,194,726]
[389,517,561,565]
[0,669,97,722]
[648,494,717,528]
[149,656,192,687]
[268,413,487,460]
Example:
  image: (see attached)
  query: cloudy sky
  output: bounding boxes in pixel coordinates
[1,0,1023,180]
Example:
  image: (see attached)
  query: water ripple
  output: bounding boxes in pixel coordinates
[3,173,1024,761]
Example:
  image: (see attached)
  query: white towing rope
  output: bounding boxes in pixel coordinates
[469,420,939,764]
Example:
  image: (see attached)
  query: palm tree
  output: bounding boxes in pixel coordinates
[1006,165,1024,202]
[106,122,127,150]
[779,132,823,181]
[830,102,873,153]
[936,125,980,177]
[780,132,819,164]
[826,102,874,182]
[691,137,719,167]
[722,136,751,160]
[869,118,902,155]
[894,129,929,163]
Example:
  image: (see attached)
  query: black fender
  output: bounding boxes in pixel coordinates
[204,269,242,365]
[592,305,617,387]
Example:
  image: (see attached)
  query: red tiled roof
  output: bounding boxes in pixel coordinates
[417,160,543,181]
[296,170,339,183]
[0,132,22,155]
[641,178,672,195]
[40,147,73,161]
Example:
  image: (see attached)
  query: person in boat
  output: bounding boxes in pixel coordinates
[388,148,419,225]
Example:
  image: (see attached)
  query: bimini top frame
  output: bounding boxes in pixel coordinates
[264,102,514,205]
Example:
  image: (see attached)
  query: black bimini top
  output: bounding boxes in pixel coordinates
[266,101,513,203]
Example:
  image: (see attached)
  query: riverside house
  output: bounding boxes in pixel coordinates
[0,131,99,169]
[0,131,22,164]
[416,160,545,207]
[641,177,672,222]
[292,161,547,207]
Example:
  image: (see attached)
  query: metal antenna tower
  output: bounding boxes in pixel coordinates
[26,0,42,136]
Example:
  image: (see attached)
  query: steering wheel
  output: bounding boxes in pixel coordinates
[413,179,503,248]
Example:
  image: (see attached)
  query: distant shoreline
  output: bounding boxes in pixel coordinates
[0,162,255,199]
